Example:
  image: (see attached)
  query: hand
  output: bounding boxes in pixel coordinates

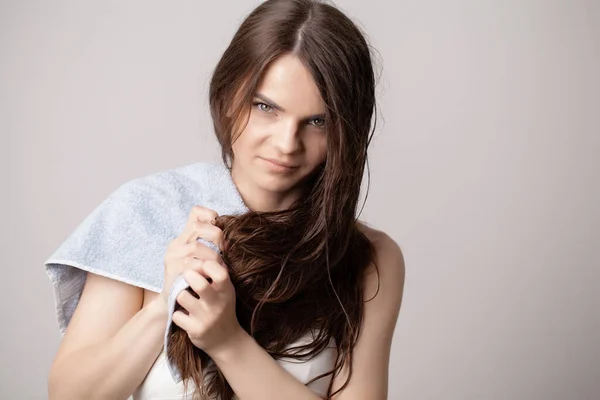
[160,205,225,305]
[171,259,243,357]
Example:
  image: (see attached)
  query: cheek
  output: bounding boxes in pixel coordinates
[232,121,265,157]
[243,118,270,144]
[308,134,328,162]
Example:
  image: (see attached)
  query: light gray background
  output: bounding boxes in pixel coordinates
[3,0,599,399]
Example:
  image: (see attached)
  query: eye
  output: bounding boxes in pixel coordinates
[253,102,273,113]
[309,118,325,127]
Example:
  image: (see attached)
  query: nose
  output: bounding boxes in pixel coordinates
[273,119,302,154]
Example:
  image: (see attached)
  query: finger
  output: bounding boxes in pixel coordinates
[174,242,222,263]
[178,256,204,273]
[171,309,195,332]
[183,220,224,249]
[187,205,221,246]
[176,288,201,313]
[167,243,225,272]
[198,260,229,290]
[173,207,218,246]
[189,205,219,224]
[178,219,208,244]
[183,269,217,303]
[189,242,226,266]
[164,257,202,283]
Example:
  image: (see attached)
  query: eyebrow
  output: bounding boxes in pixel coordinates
[254,92,326,121]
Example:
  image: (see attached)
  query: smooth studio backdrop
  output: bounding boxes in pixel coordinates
[3,0,599,398]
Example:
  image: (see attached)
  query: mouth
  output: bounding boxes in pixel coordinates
[261,157,300,172]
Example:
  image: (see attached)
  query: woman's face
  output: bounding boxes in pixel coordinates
[231,54,328,211]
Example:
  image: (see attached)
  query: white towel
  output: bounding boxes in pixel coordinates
[44,161,249,382]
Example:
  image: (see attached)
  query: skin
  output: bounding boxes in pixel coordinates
[162,53,405,399]
[169,54,331,355]
[230,53,329,212]
[49,52,404,400]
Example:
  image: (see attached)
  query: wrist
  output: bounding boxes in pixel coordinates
[148,295,169,321]
[208,326,251,365]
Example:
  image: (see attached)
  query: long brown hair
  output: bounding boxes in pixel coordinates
[167,1,380,398]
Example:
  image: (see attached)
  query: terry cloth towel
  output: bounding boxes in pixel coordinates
[44,161,250,382]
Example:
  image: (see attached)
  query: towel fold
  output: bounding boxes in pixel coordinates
[44,161,249,382]
[164,274,196,382]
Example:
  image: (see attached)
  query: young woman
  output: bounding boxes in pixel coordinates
[47,0,405,399]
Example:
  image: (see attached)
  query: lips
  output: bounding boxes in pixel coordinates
[263,158,299,168]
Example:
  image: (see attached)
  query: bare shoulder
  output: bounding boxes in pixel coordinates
[356,220,405,280]
[355,219,406,326]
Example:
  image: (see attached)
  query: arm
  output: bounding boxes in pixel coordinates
[48,272,168,400]
[209,330,323,400]
[330,234,405,399]
[208,234,405,400]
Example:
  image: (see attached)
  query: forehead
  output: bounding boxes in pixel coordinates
[255,54,326,114]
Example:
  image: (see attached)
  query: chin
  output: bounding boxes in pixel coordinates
[255,173,299,193]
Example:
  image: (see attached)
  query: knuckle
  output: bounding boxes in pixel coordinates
[190,205,218,223]
[182,242,196,255]
[197,278,209,291]
[182,268,193,280]
[214,270,229,283]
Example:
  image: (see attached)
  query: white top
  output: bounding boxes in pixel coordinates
[132,333,337,400]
